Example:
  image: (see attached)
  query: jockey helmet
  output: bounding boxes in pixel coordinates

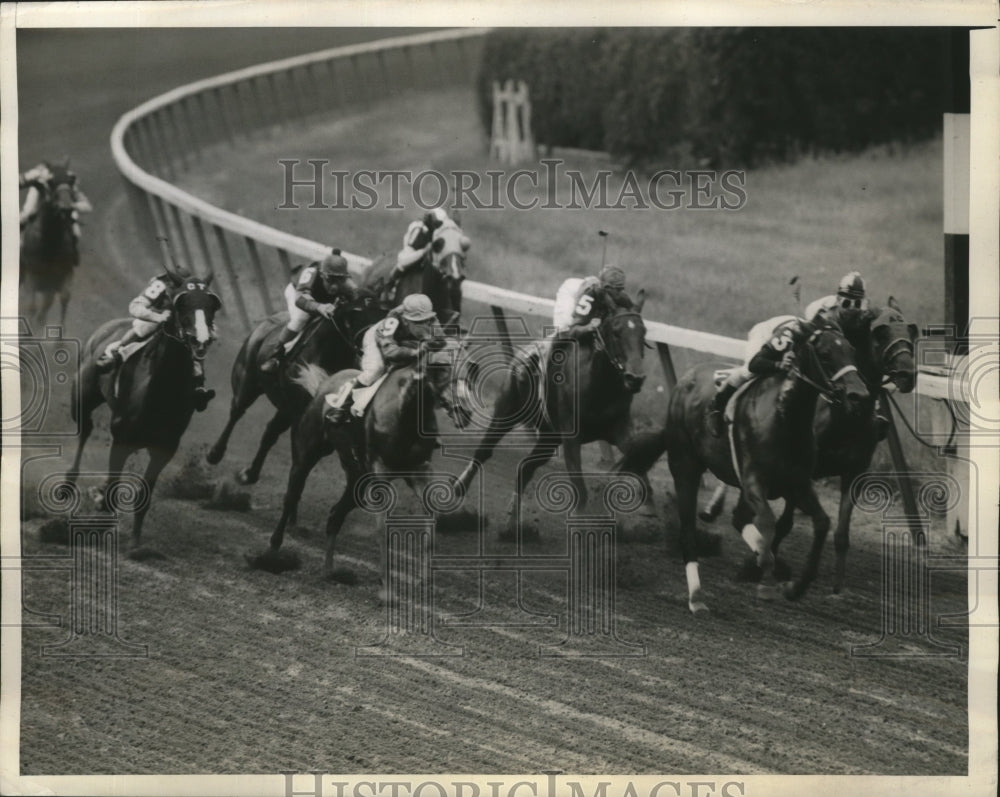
[400,293,437,322]
[599,265,626,291]
[836,271,867,310]
[423,207,448,230]
[320,249,350,279]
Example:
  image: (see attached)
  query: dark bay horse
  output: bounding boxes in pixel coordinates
[206,298,383,484]
[359,227,467,328]
[261,339,469,578]
[617,320,868,612]
[455,293,649,534]
[728,299,919,592]
[67,279,222,552]
[20,167,79,330]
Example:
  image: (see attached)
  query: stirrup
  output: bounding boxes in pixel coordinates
[95,349,121,373]
[260,356,282,374]
[326,404,352,425]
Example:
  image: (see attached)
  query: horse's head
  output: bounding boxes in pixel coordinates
[593,289,648,394]
[170,275,222,361]
[429,220,470,326]
[870,297,918,394]
[419,336,472,429]
[795,320,869,415]
[44,167,77,223]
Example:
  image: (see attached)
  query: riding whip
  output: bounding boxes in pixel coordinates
[599,230,609,268]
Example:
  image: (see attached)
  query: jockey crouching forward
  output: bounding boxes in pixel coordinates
[20,162,93,246]
[94,267,217,411]
[393,208,448,277]
[325,293,440,425]
[552,265,633,339]
[260,249,357,374]
[708,317,808,437]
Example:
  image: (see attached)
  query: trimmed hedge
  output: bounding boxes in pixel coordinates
[477,28,948,168]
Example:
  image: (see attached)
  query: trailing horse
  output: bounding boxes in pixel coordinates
[20,166,80,331]
[727,298,919,592]
[455,292,649,535]
[67,278,222,552]
[257,339,470,578]
[617,319,868,612]
[206,297,384,484]
[359,224,468,328]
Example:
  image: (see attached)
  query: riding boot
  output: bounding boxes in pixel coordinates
[191,361,216,412]
[325,378,359,426]
[708,384,736,437]
[95,341,125,373]
[260,326,298,374]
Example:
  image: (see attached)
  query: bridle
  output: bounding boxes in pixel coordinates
[786,326,858,406]
[592,311,645,375]
[876,331,915,386]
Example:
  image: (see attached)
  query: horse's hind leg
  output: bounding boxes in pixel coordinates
[561,439,588,512]
[239,409,292,485]
[206,363,259,466]
[269,438,324,552]
[740,474,780,598]
[782,481,831,601]
[506,437,559,539]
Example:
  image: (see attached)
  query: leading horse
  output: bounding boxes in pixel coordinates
[20,166,80,331]
[455,291,649,534]
[617,319,868,612]
[206,297,384,484]
[727,298,919,592]
[67,277,222,552]
[260,338,470,578]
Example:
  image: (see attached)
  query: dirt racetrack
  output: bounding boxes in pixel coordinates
[15,29,969,776]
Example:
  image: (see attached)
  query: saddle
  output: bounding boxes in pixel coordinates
[323,372,390,420]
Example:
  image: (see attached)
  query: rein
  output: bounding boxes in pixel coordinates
[592,311,643,374]
[788,329,857,405]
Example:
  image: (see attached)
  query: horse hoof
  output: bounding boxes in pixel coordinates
[128,547,167,562]
[205,448,223,466]
[325,567,357,585]
[782,582,802,601]
[688,589,710,614]
[756,583,779,601]
[236,468,258,486]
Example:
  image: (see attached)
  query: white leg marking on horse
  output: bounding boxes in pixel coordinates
[685,561,701,594]
[194,309,209,344]
[741,523,765,557]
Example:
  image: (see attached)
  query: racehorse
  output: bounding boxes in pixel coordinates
[20,165,79,331]
[206,297,384,485]
[359,223,468,328]
[726,299,918,592]
[616,319,868,612]
[67,277,222,552]
[455,291,649,534]
[261,338,470,578]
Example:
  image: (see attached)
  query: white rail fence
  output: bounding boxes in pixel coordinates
[109,26,960,454]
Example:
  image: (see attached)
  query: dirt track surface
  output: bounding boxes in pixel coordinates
[15,29,968,776]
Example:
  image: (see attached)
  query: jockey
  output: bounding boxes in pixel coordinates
[393,207,449,276]
[94,266,217,411]
[19,162,92,244]
[325,293,440,424]
[552,265,633,339]
[260,248,357,374]
[804,271,869,336]
[708,317,808,437]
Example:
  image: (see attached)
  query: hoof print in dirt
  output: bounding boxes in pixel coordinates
[38,518,71,546]
[326,567,358,585]
[246,548,301,573]
[128,547,167,562]
[204,477,252,512]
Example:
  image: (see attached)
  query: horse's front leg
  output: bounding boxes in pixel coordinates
[240,409,292,485]
[832,472,858,594]
[561,439,588,513]
[740,473,780,599]
[782,479,831,601]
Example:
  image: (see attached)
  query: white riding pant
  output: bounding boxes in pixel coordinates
[357,325,386,386]
[284,283,311,332]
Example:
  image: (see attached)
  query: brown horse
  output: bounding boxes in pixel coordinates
[257,338,470,578]
[455,292,649,535]
[359,228,468,329]
[617,319,868,612]
[727,298,919,592]
[20,166,79,331]
[206,297,384,484]
[67,278,222,553]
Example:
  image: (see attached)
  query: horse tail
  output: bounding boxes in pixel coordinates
[291,363,332,397]
[614,426,668,478]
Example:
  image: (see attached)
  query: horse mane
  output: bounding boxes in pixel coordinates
[291,363,333,397]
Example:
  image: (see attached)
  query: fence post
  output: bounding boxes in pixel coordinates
[656,342,678,393]
[490,305,514,360]
[212,224,251,330]
[880,389,925,544]
[245,238,276,315]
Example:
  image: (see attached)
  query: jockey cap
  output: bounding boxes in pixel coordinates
[400,293,437,322]
[837,271,866,301]
[320,249,350,279]
[599,265,626,291]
